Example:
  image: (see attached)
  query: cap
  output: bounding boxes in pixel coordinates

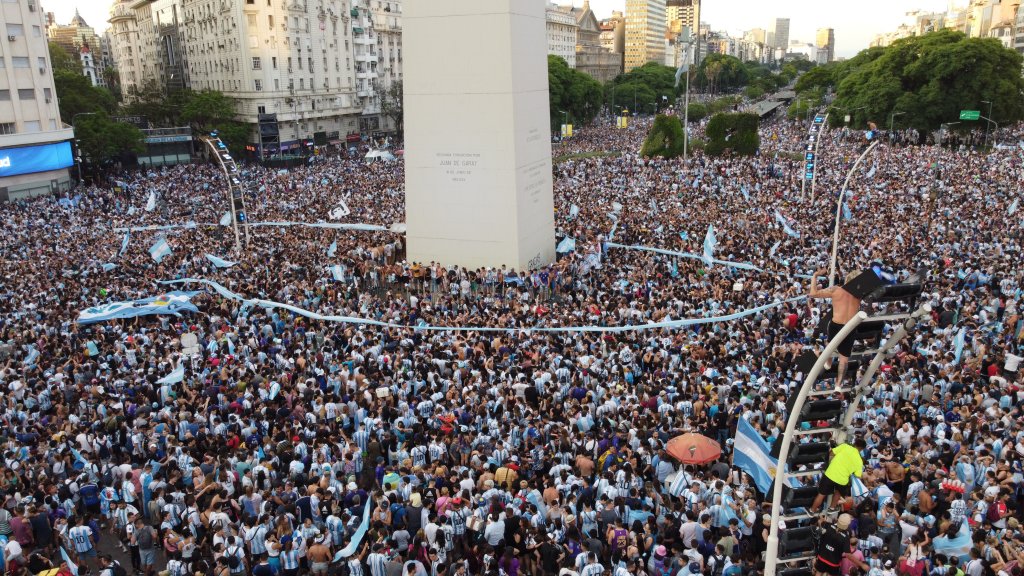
[837,513,853,530]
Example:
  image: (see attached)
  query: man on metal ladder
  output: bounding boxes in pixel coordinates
[809,438,866,514]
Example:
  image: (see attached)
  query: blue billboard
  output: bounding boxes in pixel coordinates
[0,141,73,178]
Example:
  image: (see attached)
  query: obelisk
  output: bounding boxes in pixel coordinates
[403,0,555,272]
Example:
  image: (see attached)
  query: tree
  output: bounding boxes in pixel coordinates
[120,81,188,127]
[215,121,251,156]
[640,114,686,158]
[686,102,707,122]
[695,54,750,94]
[607,62,679,112]
[831,31,1024,130]
[794,64,836,95]
[705,113,760,157]
[53,69,116,124]
[376,80,404,136]
[75,112,145,162]
[181,90,237,132]
[548,56,604,129]
[49,42,81,74]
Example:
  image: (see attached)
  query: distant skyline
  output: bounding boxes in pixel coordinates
[47,0,953,58]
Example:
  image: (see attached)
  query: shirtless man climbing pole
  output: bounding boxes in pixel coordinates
[809,268,863,386]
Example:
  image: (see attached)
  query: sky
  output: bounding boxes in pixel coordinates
[47,0,952,58]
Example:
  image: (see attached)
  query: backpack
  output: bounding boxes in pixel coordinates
[136,526,154,549]
[110,561,128,576]
[986,501,1005,523]
[225,546,242,569]
[711,555,726,576]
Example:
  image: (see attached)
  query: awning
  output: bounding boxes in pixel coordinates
[328,139,342,145]
[345,134,361,143]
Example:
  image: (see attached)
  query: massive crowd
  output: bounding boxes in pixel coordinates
[0,108,1021,576]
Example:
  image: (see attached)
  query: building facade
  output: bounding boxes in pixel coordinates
[625,0,666,72]
[816,27,835,63]
[46,11,108,87]
[600,11,625,55]
[546,3,578,67]
[1015,5,1024,54]
[569,0,621,83]
[773,17,790,50]
[0,0,75,200]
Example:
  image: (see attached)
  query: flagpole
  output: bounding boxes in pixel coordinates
[828,141,878,286]
[810,113,828,202]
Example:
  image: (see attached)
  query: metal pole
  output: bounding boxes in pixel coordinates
[683,68,691,158]
[764,312,869,576]
[71,112,97,185]
[983,100,993,148]
[810,112,828,202]
[829,141,879,286]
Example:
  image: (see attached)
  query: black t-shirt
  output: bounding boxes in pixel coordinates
[540,542,563,573]
[816,526,848,566]
[252,562,275,576]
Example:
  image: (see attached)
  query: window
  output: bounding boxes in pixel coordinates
[268,15,274,27]
[0,123,15,135]
[37,57,45,68]
[308,57,312,71]
[246,0,254,4]
[23,120,40,132]
[5,23,23,36]
[271,56,277,69]
[18,88,34,99]
[0,58,5,68]
[257,105,266,114]
[49,120,56,130]
[254,79,262,91]
[299,78,304,89]
[274,78,279,90]
[252,56,261,69]
[0,90,9,100]
[12,57,28,68]
[43,87,50,100]
[32,25,40,37]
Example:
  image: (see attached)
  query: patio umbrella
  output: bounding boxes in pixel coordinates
[666,433,722,465]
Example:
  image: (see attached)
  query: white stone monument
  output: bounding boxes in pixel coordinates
[404,0,556,271]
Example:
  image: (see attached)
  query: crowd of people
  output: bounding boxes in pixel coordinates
[0,107,1020,576]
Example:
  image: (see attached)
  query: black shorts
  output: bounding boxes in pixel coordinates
[815,559,842,576]
[826,320,855,357]
[818,474,851,496]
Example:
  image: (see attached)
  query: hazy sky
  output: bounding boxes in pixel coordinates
[47,0,952,58]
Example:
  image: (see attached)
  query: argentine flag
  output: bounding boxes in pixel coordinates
[775,210,801,238]
[933,521,972,562]
[145,190,156,212]
[1010,198,1019,215]
[205,254,237,268]
[118,230,131,257]
[327,240,337,257]
[149,237,172,263]
[329,265,345,282]
[953,327,967,364]
[219,211,233,226]
[733,417,781,494]
[557,237,576,254]
[157,363,185,385]
[702,224,717,267]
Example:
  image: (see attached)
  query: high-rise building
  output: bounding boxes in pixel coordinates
[1015,4,1024,54]
[625,0,666,72]
[46,10,107,87]
[546,3,579,67]
[666,0,700,39]
[815,27,835,62]
[773,17,790,50]
[600,11,626,55]
[0,0,76,200]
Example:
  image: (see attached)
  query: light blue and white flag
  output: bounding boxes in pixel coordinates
[23,345,39,367]
[327,240,337,257]
[733,417,778,494]
[569,204,579,219]
[850,475,871,503]
[702,224,717,267]
[775,210,801,238]
[145,190,156,212]
[556,237,576,254]
[865,162,877,179]
[654,225,664,234]
[953,326,967,364]
[933,521,972,562]
[679,231,689,241]
[157,363,185,385]
[205,254,237,268]
[149,237,172,263]
[337,499,372,558]
[741,186,751,202]
[329,265,345,282]
[842,202,852,221]
[101,263,118,272]
[61,546,79,575]
[118,230,131,257]
[76,291,200,324]
[768,240,781,259]
[1010,198,1019,215]
[219,211,233,226]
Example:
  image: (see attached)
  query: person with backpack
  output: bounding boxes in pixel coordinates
[98,553,128,576]
[134,516,158,576]
[224,535,249,576]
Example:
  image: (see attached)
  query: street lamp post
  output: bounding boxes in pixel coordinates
[71,112,98,184]
[676,36,697,159]
[829,141,879,286]
[888,111,905,133]
[981,100,993,148]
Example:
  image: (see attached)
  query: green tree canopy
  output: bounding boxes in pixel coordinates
[830,30,1024,130]
[548,55,604,129]
[53,69,116,124]
[75,112,145,162]
[695,54,750,95]
[376,80,404,136]
[705,113,760,157]
[640,114,686,158]
[120,81,191,127]
[48,42,81,74]
[181,90,238,132]
[607,62,679,113]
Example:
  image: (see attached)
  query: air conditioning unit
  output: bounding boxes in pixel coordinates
[7,35,15,42]
[45,97,51,103]
[39,67,45,74]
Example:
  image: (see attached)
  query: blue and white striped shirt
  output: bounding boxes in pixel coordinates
[281,549,300,570]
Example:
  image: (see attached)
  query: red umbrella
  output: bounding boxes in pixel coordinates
[666,433,722,465]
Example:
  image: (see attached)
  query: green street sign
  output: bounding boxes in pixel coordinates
[960,110,980,120]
